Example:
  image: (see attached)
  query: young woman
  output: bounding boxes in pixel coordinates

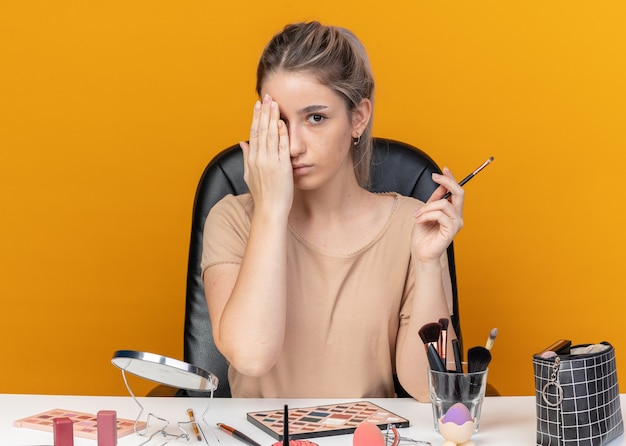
[201,21,464,400]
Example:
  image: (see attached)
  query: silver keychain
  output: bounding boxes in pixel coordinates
[542,356,564,407]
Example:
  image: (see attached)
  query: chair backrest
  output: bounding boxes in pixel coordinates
[183,138,461,397]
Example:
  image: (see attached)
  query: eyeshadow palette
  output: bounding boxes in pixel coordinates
[14,408,145,440]
[247,401,409,440]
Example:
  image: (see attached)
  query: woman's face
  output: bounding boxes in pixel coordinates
[260,70,368,191]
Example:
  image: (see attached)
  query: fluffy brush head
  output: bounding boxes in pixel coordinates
[438,318,449,331]
[418,322,442,345]
[468,346,492,373]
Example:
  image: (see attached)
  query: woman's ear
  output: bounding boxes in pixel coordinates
[351,98,372,137]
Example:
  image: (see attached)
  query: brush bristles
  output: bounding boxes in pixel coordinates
[485,327,498,350]
[468,346,492,373]
[418,322,442,345]
[438,318,449,330]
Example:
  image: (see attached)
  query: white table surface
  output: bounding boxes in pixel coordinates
[1,394,625,445]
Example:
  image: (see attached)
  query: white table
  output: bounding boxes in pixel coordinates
[1,394,624,445]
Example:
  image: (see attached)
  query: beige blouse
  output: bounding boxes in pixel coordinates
[201,192,421,398]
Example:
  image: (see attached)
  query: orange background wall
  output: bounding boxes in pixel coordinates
[1,1,625,397]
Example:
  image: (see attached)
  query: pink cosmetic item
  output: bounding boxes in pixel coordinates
[353,422,385,446]
[97,410,117,446]
[53,417,74,446]
[14,408,141,439]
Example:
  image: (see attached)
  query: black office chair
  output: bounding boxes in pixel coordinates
[181,138,461,397]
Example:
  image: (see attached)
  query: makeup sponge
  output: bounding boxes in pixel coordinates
[441,403,472,425]
[353,422,385,446]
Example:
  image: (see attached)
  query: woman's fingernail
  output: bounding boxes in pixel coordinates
[263,94,271,104]
[254,101,261,112]
[432,172,441,180]
[443,166,451,174]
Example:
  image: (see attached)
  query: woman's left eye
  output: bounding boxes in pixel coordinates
[307,114,325,124]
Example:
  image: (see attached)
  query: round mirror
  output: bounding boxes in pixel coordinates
[111,350,218,392]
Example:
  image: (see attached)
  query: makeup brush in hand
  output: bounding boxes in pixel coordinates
[419,322,445,372]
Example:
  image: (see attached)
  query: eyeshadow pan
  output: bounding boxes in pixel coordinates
[300,417,321,422]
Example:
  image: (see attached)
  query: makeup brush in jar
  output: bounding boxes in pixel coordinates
[419,322,446,372]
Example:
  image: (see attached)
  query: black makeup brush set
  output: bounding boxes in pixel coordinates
[420,321,496,401]
[419,320,495,373]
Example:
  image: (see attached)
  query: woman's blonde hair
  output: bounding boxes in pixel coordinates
[256,22,375,187]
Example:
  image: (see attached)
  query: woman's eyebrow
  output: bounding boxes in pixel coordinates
[298,104,328,114]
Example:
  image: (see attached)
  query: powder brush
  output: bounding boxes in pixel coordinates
[467,346,492,373]
[419,322,446,372]
[418,322,442,351]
